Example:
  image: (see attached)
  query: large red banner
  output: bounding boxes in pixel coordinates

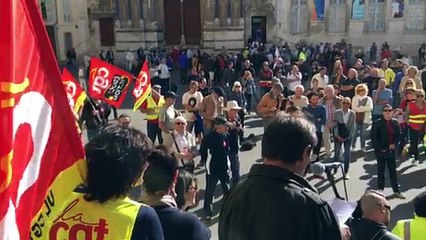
[0,0,86,239]
[132,60,152,111]
[88,57,133,108]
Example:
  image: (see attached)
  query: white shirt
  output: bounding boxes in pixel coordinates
[287,72,302,92]
[342,110,350,125]
[311,73,329,88]
[126,51,135,61]
[175,133,189,153]
[182,91,204,121]
[158,63,170,79]
[84,55,90,68]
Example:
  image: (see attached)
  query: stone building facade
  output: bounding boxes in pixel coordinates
[87,0,426,55]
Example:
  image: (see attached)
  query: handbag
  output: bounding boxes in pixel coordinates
[170,132,195,173]
[334,122,350,139]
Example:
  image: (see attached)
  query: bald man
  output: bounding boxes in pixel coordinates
[350,191,400,240]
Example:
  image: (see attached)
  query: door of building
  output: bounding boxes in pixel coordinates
[64,32,73,52]
[251,16,267,43]
[45,25,57,58]
[164,0,201,45]
[99,18,115,46]
[164,0,182,45]
[183,0,201,45]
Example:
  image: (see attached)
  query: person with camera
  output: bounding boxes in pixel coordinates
[333,97,356,179]
[370,104,405,199]
[224,101,244,186]
[257,82,285,129]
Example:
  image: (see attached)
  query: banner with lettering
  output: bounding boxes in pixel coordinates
[132,60,152,111]
[88,57,133,108]
[0,0,86,239]
[61,67,87,113]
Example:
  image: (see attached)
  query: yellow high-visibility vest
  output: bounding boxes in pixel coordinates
[392,216,426,240]
[146,95,165,120]
[46,191,142,240]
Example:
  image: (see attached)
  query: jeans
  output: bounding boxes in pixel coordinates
[229,153,240,186]
[352,123,367,148]
[203,173,229,217]
[323,125,333,155]
[376,150,400,192]
[334,138,352,174]
[409,127,423,160]
[313,131,323,160]
[147,121,163,144]
[180,68,187,84]
[186,112,204,137]
[245,93,252,112]
[392,93,401,108]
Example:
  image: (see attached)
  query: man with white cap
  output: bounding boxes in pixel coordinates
[224,101,243,186]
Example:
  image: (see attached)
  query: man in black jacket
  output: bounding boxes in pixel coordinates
[370,104,405,199]
[81,99,111,140]
[350,190,400,240]
[219,113,341,240]
[200,116,231,221]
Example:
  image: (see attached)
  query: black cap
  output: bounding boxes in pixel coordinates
[213,87,225,97]
[164,91,178,99]
[414,192,426,217]
[214,116,231,127]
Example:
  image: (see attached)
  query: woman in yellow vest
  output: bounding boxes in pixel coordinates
[46,125,164,240]
[392,192,426,239]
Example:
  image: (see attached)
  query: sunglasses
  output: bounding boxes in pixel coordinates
[175,122,186,125]
[377,204,391,211]
[383,109,392,112]
[235,86,241,88]
[343,102,351,105]
[417,95,425,97]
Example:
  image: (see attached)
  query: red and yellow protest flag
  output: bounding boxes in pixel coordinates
[0,0,86,238]
[132,60,152,111]
[88,57,133,108]
[61,67,87,114]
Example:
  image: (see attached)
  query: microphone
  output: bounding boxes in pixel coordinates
[311,162,342,175]
[311,162,346,200]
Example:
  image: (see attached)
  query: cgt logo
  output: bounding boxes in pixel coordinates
[104,75,129,101]
[49,199,109,240]
[91,67,110,95]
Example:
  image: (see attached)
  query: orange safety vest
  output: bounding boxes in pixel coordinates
[408,101,426,130]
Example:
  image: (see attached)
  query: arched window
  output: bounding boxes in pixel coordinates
[405,0,426,31]
[290,0,308,34]
[327,0,347,32]
[366,0,386,32]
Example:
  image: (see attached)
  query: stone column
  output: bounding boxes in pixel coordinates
[204,0,216,24]
[131,0,141,27]
[231,0,241,26]
[218,0,229,26]
[119,0,129,28]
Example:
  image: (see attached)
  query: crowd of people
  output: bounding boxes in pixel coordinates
[74,40,426,239]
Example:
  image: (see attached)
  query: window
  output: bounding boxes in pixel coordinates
[351,0,366,20]
[41,1,47,20]
[327,0,347,32]
[366,0,386,32]
[63,0,71,22]
[405,0,426,31]
[290,0,308,34]
[391,0,405,18]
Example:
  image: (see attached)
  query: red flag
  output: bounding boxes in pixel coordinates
[61,67,87,114]
[0,0,86,238]
[88,57,133,108]
[132,60,152,111]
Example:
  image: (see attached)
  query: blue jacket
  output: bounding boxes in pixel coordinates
[304,104,327,132]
